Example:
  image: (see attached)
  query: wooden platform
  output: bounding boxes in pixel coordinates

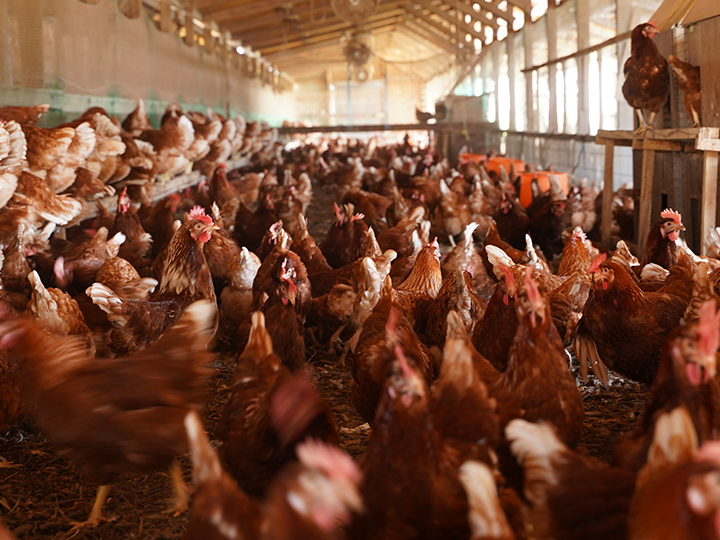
[596,127,720,254]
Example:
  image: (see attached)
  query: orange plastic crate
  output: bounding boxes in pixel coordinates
[518,172,569,208]
[485,157,526,178]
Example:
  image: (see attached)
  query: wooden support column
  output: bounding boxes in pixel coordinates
[601,139,614,245]
[697,128,720,254]
[637,141,655,254]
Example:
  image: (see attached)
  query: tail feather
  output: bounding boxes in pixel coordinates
[184,411,223,484]
[86,282,128,325]
[506,419,564,505]
[459,461,515,540]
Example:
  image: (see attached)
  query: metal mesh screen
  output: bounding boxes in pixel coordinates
[0,0,296,126]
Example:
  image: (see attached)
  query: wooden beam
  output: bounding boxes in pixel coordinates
[452,0,499,30]
[401,20,458,54]
[448,46,490,95]
[391,25,446,56]
[237,9,404,48]
[601,140,614,244]
[700,128,720,254]
[411,0,486,43]
[460,0,512,24]
[260,18,401,55]
[403,6,460,42]
[503,0,531,14]
[249,11,403,50]
[637,143,656,254]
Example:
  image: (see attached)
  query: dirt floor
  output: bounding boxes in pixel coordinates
[0,173,649,539]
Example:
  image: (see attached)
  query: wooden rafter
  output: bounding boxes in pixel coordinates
[402,19,458,54]
[452,0,499,30]
[462,0,513,23]
[503,0,532,15]
[247,10,404,50]
[403,6,459,43]
[260,17,400,55]
[412,0,487,43]
[231,6,403,44]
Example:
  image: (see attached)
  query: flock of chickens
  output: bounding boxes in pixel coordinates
[1,96,720,540]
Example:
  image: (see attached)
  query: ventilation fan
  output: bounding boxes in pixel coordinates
[331,0,378,24]
[353,64,373,82]
[344,38,371,66]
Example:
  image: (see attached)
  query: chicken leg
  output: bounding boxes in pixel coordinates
[165,458,190,515]
[68,484,111,530]
[691,107,701,128]
[634,109,650,137]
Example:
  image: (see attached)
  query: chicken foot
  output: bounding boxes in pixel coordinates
[633,109,650,137]
[68,484,111,531]
[575,334,609,386]
[691,107,701,128]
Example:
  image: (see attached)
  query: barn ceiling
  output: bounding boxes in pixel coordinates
[194,0,532,81]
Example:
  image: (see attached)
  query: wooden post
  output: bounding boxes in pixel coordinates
[159,0,173,32]
[701,150,719,255]
[637,142,655,254]
[601,139,614,245]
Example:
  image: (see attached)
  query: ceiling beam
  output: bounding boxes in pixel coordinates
[502,0,532,15]
[402,6,460,43]
[260,18,400,55]
[402,20,458,54]
[411,0,486,43]
[246,10,404,50]
[452,0,499,30]
[461,0,512,24]
[231,6,403,43]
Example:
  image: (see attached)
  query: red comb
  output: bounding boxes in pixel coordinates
[698,301,720,357]
[660,208,682,224]
[499,264,514,286]
[394,343,415,380]
[648,20,658,28]
[572,229,587,241]
[588,252,607,274]
[189,206,213,225]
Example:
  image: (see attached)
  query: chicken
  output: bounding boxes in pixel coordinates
[528,199,571,260]
[203,204,241,286]
[576,253,690,385]
[419,270,487,352]
[207,163,239,209]
[138,113,195,179]
[0,300,215,526]
[87,210,218,353]
[65,167,115,201]
[501,268,584,447]
[25,270,96,355]
[506,418,637,540]
[12,171,83,226]
[351,300,434,425]
[350,340,470,540]
[626,406,720,540]
[217,247,262,347]
[668,54,702,127]
[430,311,500,464]
[111,187,153,272]
[45,121,96,193]
[639,208,685,272]
[290,214,334,276]
[22,124,75,176]
[233,194,278,252]
[341,188,392,234]
[121,98,153,137]
[431,178,472,242]
[95,257,157,301]
[614,301,720,472]
[0,348,21,432]
[217,312,337,497]
[186,410,360,540]
[0,120,27,210]
[259,274,307,371]
[622,22,670,135]
[493,192,529,251]
[57,227,126,293]
[394,239,443,326]
[1,225,33,308]
[319,202,368,269]
[0,103,49,125]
